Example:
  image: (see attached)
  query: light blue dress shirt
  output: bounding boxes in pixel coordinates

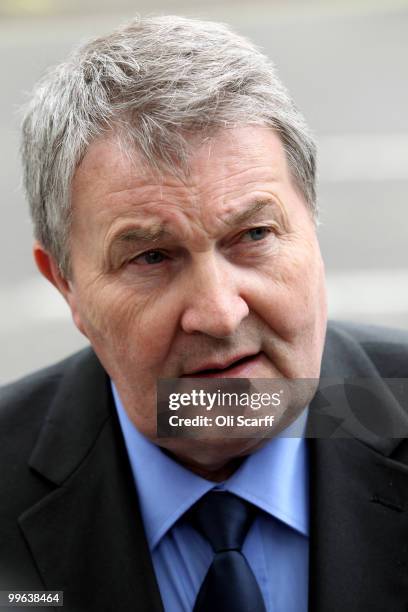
[112,383,309,612]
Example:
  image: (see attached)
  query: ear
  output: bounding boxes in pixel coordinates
[33,241,88,337]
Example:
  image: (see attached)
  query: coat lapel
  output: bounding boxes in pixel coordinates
[18,349,164,612]
[308,325,408,611]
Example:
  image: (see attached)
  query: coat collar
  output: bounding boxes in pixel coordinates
[308,323,408,455]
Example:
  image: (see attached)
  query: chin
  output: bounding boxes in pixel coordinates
[158,436,266,471]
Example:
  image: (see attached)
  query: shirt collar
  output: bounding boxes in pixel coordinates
[112,382,309,551]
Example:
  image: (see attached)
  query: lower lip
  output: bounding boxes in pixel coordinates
[190,353,265,378]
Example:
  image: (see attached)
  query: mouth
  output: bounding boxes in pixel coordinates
[182,352,262,378]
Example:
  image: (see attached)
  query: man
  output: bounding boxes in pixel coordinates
[1,14,408,612]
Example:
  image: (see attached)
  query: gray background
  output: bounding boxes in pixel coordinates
[1,0,407,384]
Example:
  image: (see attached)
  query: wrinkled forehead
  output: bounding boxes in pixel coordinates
[72,126,290,194]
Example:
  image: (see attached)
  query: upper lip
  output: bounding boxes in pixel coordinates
[182,352,259,376]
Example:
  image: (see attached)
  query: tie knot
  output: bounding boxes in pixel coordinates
[188,491,255,553]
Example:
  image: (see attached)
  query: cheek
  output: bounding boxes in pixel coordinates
[75,279,181,371]
[248,237,326,337]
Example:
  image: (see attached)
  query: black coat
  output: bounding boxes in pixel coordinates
[1,322,408,611]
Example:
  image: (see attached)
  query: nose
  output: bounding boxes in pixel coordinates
[180,254,249,338]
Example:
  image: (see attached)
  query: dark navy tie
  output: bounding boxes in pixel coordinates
[188,491,267,612]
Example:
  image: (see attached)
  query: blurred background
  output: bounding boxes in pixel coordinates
[1,0,407,384]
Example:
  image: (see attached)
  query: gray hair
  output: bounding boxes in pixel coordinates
[21,14,317,277]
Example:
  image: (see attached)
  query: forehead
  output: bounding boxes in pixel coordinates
[72,126,290,198]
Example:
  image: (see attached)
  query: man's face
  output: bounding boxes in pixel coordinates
[57,126,327,472]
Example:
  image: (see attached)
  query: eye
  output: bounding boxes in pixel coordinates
[242,227,271,242]
[132,250,168,265]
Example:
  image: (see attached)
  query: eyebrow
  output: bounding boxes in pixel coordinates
[224,199,277,226]
[108,199,279,253]
[114,225,168,244]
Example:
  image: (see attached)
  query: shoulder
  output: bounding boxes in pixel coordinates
[0,347,104,518]
[0,348,94,413]
[0,348,96,459]
[327,320,408,377]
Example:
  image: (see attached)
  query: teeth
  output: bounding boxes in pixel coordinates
[200,366,226,374]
